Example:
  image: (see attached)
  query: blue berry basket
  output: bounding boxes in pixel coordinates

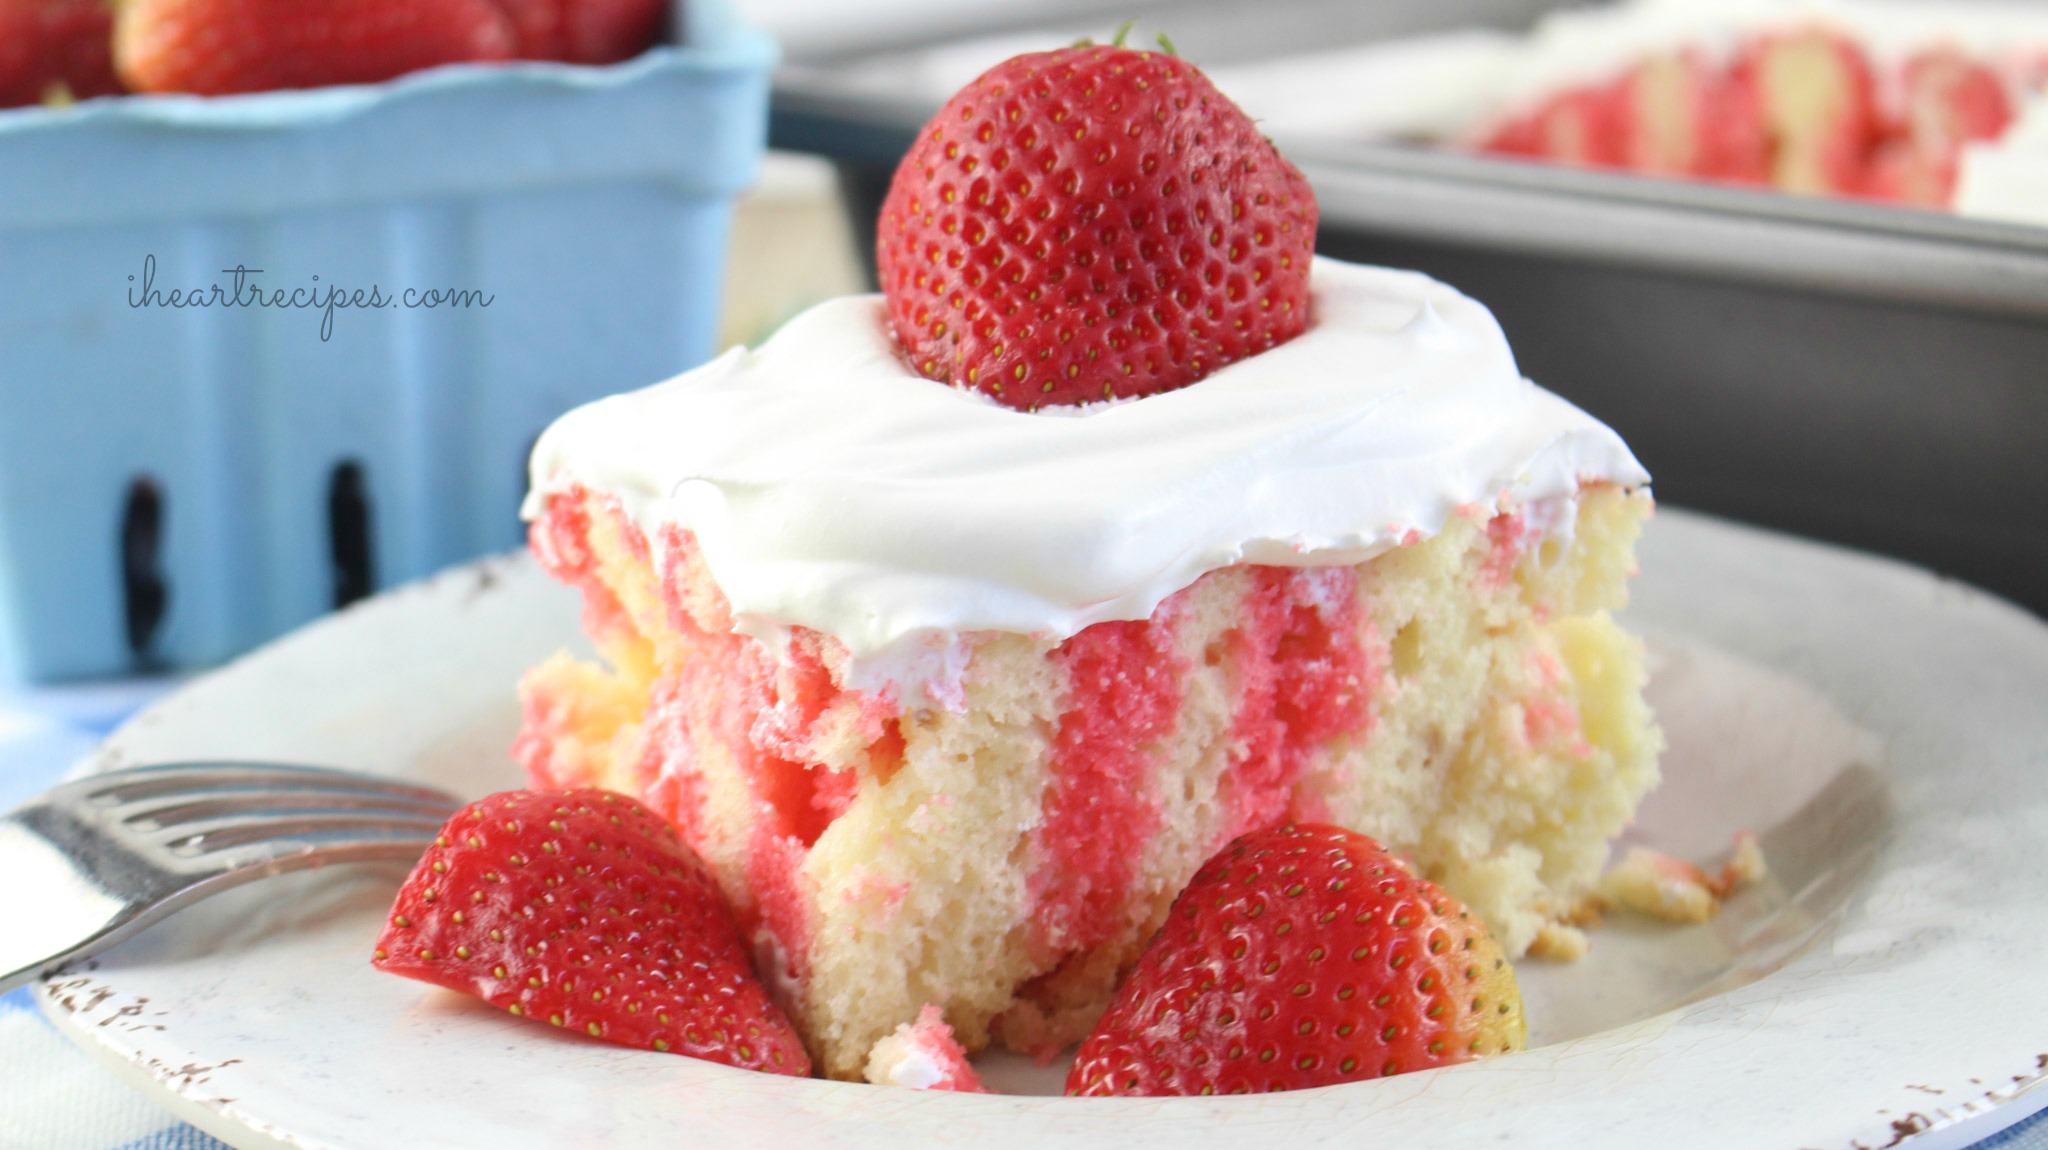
[0,2,776,683]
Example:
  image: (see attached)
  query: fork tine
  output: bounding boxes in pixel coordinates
[122,789,457,830]
[163,811,451,857]
[76,762,455,808]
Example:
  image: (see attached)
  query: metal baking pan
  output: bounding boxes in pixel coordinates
[769,0,2048,617]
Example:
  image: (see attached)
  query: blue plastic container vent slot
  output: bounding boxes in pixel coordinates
[328,460,375,610]
[120,477,169,665]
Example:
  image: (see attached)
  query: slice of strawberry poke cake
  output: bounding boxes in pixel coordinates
[514,40,1660,1082]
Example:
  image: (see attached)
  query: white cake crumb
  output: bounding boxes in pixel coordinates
[863,1005,989,1093]
[1529,921,1590,961]
[1598,833,1770,924]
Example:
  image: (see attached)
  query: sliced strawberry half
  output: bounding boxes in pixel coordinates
[1067,822,1524,1096]
[373,787,811,1076]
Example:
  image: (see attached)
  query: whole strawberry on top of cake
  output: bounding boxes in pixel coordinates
[516,35,1660,1082]
[876,33,1316,408]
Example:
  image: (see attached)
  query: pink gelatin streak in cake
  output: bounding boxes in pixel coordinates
[636,675,713,843]
[1482,509,1528,591]
[529,489,643,660]
[667,582,838,976]
[1521,650,1587,755]
[1026,609,1190,957]
[523,486,924,980]
[1219,566,1379,840]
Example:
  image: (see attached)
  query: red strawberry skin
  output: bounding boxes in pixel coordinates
[373,788,811,1077]
[0,0,122,108]
[491,0,665,65]
[877,44,1318,411]
[115,0,515,96]
[1067,823,1524,1096]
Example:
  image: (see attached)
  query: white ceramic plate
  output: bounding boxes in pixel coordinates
[32,509,2048,1150]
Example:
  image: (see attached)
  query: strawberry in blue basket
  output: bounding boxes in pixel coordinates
[116,0,667,96]
[115,0,517,96]
[493,0,666,65]
[0,0,123,107]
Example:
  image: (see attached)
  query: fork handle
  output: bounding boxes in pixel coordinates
[0,820,143,997]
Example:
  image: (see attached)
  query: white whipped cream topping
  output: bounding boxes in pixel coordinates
[527,258,1648,707]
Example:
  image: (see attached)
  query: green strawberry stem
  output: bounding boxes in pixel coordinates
[1079,23,1179,57]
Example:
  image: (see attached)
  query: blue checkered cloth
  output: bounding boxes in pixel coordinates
[2,680,2043,1149]
[0,679,234,1150]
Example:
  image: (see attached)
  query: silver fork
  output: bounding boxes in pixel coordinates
[0,761,460,996]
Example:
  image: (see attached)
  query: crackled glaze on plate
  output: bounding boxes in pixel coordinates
[33,510,2048,1149]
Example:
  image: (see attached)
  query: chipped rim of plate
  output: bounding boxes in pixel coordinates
[31,507,2048,1150]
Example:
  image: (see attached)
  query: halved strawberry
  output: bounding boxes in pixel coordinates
[876,37,1317,411]
[373,788,811,1076]
[1067,823,1524,1096]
